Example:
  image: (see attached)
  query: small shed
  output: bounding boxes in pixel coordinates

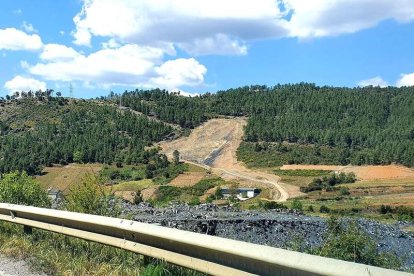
[220,188,260,199]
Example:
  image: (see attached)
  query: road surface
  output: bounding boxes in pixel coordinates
[0,255,44,276]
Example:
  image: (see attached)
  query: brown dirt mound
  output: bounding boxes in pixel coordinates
[169,172,206,187]
[280,164,414,181]
[280,165,342,171]
[161,118,300,201]
[342,165,414,180]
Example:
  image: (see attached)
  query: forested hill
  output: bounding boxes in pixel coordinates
[120,84,414,166]
[1,83,413,175]
[0,98,172,174]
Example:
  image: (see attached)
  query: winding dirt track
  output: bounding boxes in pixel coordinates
[161,118,294,201]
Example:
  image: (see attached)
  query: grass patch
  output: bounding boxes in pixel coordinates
[152,177,225,206]
[274,169,331,177]
[0,222,203,276]
[237,142,343,168]
[110,179,154,192]
[36,164,103,194]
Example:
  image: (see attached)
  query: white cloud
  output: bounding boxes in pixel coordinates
[72,0,287,54]
[396,73,414,87]
[4,75,46,92]
[152,58,207,88]
[101,38,121,49]
[179,34,247,56]
[358,76,388,88]
[283,0,414,38]
[40,44,81,61]
[71,0,414,55]
[20,60,30,69]
[21,21,37,33]
[171,88,199,97]
[0,28,43,51]
[29,44,207,90]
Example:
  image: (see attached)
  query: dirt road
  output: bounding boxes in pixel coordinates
[161,118,296,201]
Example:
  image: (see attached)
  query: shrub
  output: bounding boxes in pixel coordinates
[379,204,392,214]
[291,199,303,211]
[319,205,330,213]
[260,201,288,210]
[189,197,201,206]
[65,173,120,217]
[316,217,401,269]
[0,171,50,207]
[301,172,357,193]
[307,205,314,212]
[191,178,223,196]
[339,187,350,196]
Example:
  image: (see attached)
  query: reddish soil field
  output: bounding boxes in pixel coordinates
[169,172,206,187]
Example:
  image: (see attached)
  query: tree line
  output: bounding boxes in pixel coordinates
[118,84,414,167]
[0,100,172,174]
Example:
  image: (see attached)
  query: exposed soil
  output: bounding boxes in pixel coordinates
[140,187,157,201]
[161,118,302,201]
[279,164,414,181]
[169,172,206,187]
[280,165,343,171]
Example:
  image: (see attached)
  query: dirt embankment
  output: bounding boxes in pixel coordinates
[280,164,414,181]
[161,118,300,201]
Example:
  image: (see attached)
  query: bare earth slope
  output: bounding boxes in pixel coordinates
[161,118,299,201]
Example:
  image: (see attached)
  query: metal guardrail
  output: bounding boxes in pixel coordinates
[0,203,411,276]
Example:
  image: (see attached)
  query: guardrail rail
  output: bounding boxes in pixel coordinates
[0,203,411,276]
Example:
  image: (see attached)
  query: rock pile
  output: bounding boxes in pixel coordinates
[122,202,414,269]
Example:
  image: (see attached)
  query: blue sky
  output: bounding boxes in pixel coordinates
[1,0,414,98]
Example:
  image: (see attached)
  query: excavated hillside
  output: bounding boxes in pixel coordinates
[161,118,301,201]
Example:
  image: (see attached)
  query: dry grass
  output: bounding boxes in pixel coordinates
[169,172,206,187]
[110,179,154,192]
[36,164,103,194]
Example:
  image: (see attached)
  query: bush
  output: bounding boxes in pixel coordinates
[301,172,356,193]
[319,205,330,213]
[0,171,50,207]
[316,217,401,269]
[307,205,314,212]
[189,197,201,206]
[260,201,288,210]
[379,204,392,214]
[65,173,120,217]
[339,187,350,196]
[155,186,183,204]
[191,178,223,196]
[291,199,303,211]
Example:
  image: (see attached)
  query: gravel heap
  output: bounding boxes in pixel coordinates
[123,202,414,270]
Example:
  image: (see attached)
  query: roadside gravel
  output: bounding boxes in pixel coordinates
[0,256,45,276]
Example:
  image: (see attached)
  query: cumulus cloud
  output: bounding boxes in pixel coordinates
[21,21,37,33]
[0,28,43,51]
[283,0,414,38]
[396,73,414,87]
[72,0,287,54]
[40,44,81,61]
[4,75,46,92]
[29,44,207,89]
[358,76,389,88]
[152,58,207,88]
[72,0,414,55]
